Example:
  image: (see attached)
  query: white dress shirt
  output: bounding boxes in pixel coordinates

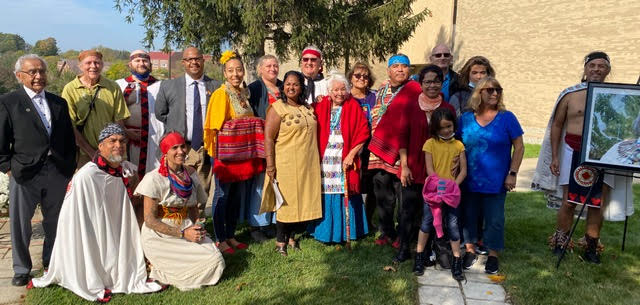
[24,86,52,136]
[184,74,207,141]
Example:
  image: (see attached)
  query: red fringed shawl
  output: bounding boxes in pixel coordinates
[314,96,370,194]
[368,80,422,166]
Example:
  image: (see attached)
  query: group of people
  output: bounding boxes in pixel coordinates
[0,40,625,302]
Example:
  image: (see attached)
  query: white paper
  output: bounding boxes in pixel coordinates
[272,179,285,210]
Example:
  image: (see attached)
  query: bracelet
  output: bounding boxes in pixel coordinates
[180,228,185,239]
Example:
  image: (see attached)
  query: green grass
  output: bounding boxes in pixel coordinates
[25,185,640,305]
[25,230,417,305]
[501,188,640,305]
[523,143,541,159]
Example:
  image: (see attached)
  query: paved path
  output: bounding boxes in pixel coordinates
[417,157,538,305]
[0,210,43,305]
[418,255,511,305]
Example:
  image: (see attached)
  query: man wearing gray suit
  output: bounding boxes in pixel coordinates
[155,47,220,194]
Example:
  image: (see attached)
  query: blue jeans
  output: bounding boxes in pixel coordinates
[421,203,460,242]
[461,192,506,251]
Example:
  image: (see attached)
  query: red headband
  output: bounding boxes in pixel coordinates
[302,49,321,59]
[160,132,185,154]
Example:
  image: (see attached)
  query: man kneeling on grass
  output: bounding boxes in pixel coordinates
[30,124,163,302]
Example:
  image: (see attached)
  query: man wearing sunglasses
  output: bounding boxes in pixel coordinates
[299,45,328,104]
[0,54,76,286]
[534,51,633,264]
[155,47,220,197]
[429,44,461,103]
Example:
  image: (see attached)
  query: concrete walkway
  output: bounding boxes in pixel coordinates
[0,210,44,305]
[418,255,511,305]
[416,157,538,305]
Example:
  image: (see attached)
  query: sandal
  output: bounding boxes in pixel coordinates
[275,243,288,256]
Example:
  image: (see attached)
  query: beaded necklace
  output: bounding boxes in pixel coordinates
[375,82,406,124]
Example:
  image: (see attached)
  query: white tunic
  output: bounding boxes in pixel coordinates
[31,162,162,301]
[115,78,164,173]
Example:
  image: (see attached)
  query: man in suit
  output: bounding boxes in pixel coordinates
[155,47,220,194]
[0,54,76,286]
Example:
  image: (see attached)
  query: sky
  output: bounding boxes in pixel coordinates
[0,0,162,52]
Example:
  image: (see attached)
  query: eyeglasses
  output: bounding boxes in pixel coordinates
[302,57,319,63]
[182,57,203,62]
[432,53,451,58]
[353,73,369,80]
[482,87,503,95]
[422,80,442,86]
[19,69,46,77]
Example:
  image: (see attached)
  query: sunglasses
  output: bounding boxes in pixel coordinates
[432,53,451,58]
[302,57,319,63]
[353,73,369,80]
[482,87,503,95]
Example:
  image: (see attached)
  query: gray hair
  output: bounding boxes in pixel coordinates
[326,72,351,93]
[256,54,279,77]
[14,54,48,80]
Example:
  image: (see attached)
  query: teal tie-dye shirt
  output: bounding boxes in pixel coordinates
[458,111,523,193]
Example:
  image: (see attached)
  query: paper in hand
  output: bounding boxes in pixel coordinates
[272,179,285,210]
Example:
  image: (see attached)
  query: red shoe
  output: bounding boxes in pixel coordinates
[375,236,390,246]
[222,247,236,255]
[26,280,34,290]
[234,242,248,250]
[392,238,401,249]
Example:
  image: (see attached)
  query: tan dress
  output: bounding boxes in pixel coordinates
[261,100,322,222]
[134,168,225,291]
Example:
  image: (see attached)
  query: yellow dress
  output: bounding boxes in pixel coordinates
[261,100,322,223]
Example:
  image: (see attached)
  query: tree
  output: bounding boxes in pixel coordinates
[93,45,130,62]
[104,60,130,80]
[115,0,429,79]
[32,37,59,56]
[0,33,27,54]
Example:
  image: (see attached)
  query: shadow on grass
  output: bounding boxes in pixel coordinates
[502,191,640,305]
[25,226,417,305]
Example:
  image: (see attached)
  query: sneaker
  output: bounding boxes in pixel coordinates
[463,252,477,270]
[485,256,499,274]
[475,244,489,255]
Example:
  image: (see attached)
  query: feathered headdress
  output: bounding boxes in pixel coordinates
[220,50,237,65]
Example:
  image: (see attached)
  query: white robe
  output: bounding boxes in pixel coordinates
[531,83,634,221]
[31,162,162,301]
[115,78,164,173]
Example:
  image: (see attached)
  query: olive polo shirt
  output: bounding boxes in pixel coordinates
[62,76,130,151]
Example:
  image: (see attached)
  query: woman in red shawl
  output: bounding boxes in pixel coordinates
[309,73,370,243]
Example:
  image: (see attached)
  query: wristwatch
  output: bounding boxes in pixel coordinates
[508,170,518,176]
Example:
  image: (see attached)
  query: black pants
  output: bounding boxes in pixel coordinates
[372,170,402,240]
[10,160,70,275]
[397,184,424,249]
[276,221,306,243]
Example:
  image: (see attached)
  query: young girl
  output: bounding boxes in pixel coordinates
[414,108,467,281]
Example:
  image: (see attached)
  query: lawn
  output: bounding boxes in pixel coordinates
[25,229,417,305]
[523,143,541,159]
[26,185,640,305]
[502,188,640,305]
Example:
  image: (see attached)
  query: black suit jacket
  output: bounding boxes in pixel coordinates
[0,87,77,183]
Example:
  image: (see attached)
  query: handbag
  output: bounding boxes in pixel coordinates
[216,116,266,161]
